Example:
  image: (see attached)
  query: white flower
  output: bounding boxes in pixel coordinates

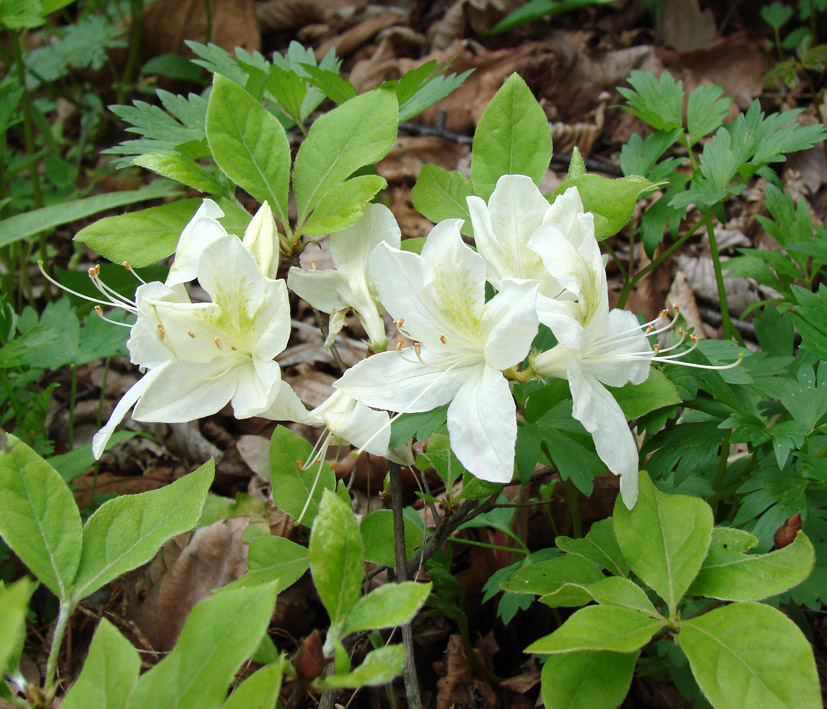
[167,199,279,286]
[467,175,594,309]
[529,226,651,508]
[334,218,538,484]
[91,234,305,458]
[287,204,399,350]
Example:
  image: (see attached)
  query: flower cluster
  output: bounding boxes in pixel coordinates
[72,175,736,509]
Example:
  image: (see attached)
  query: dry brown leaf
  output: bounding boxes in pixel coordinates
[142,0,259,60]
[315,12,401,60]
[658,0,716,52]
[256,0,328,33]
[237,434,271,480]
[435,634,498,709]
[666,270,711,339]
[128,518,250,651]
[378,136,469,183]
[284,363,337,409]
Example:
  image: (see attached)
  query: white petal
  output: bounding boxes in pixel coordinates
[260,380,309,423]
[242,201,278,279]
[128,282,190,368]
[287,267,349,314]
[132,359,238,422]
[250,278,292,361]
[92,365,165,459]
[582,309,651,387]
[329,203,401,278]
[334,350,465,413]
[166,199,227,286]
[447,366,516,483]
[197,235,266,318]
[568,359,639,508]
[481,278,538,370]
[535,296,585,351]
[231,358,281,418]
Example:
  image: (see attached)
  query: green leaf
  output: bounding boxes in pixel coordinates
[360,510,421,568]
[609,368,682,420]
[489,0,617,35]
[223,535,309,595]
[410,166,474,236]
[550,174,659,240]
[680,602,821,708]
[1,181,178,250]
[221,659,284,709]
[269,426,335,526]
[343,581,432,634]
[309,490,364,626]
[471,74,551,200]
[206,75,291,227]
[0,579,32,675]
[133,152,224,194]
[688,529,814,601]
[613,470,713,614]
[317,645,405,689]
[0,435,81,600]
[72,461,214,602]
[686,83,732,146]
[585,576,660,616]
[75,198,202,268]
[62,618,140,709]
[540,649,638,709]
[526,605,666,654]
[556,518,629,577]
[415,433,463,490]
[126,583,279,709]
[502,554,604,595]
[618,70,683,132]
[293,89,398,224]
[265,65,307,124]
[389,405,448,448]
[302,175,387,236]
[299,64,357,104]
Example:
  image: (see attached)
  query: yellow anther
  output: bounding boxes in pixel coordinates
[690,334,697,344]
[187,331,196,338]
[394,318,405,330]
[396,340,404,352]
[414,342,422,356]
[439,334,446,344]
[310,261,317,270]
[646,325,654,334]
[673,304,681,313]
[230,346,238,351]
[214,337,221,349]
[659,308,669,318]
[94,305,103,316]
[123,261,132,271]
[678,327,684,336]
[653,343,661,354]
[157,325,165,340]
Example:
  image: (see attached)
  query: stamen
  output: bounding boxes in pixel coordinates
[93,305,132,328]
[38,261,132,311]
[157,325,165,340]
[310,261,317,270]
[214,337,221,349]
[230,346,238,351]
[123,261,147,284]
[188,331,196,338]
[439,334,446,344]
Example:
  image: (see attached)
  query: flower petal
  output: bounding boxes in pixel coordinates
[568,358,639,508]
[482,278,538,370]
[196,235,266,318]
[287,267,349,314]
[260,380,309,423]
[334,350,465,413]
[128,282,190,368]
[242,201,278,279]
[166,199,227,286]
[582,308,651,387]
[447,366,516,483]
[329,203,401,278]
[251,278,292,360]
[231,358,281,418]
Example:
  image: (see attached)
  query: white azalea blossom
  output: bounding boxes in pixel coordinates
[91,234,305,458]
[529,226,651,508]
[334,218,539,484]
[287,204,400,351]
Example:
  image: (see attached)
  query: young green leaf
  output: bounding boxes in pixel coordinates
[501,555,604,596]
[342,582,432,635]
[206,75,291,228]
[0,436,81,600]
[316,645,405,690]
[309,490,364,627]
[299,64,358,104]
[679,602,821,708]
[410,166,474,236]
[556,518,629,577]
[471,73,551,200]
[126,583,279,709]
[0,579,31,676]
[584,576,660,616]
[688,528,814,601]
[62,618,140,709]
[221,659,285,709]
[617,70,683,132]
[526,605,666,654]
[293,89,398,225]
[132,152,225,195]
[608,368,682,420]
[686,83,732,146]
[222,535,309,595]
[301,175,387,236]
[613,470,713,615]
[269,425,335,526]
[540,649,638,709]
[72,461,215,602]
[360,510,421,568]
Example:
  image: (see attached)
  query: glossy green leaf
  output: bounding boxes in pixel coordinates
[72,461,214,602]
[585,576,660,616]
[550,174,659,240]
[309,490,363,626]
[126,583,278,709]
[360,509,421,568]
[502,554,604,596]
[0,579,31,675]
[540,648,638,709]
[62,618,140,709]
[133,152,224,194]
[293,89,398,222]
[0,435,81,600]
[302,175,387,236]
[269,425,335,526]
[471,73,551,200]
[410,165,474,236]
[556,518,629,577]
[343,581,432,635]
[608,368,682,420]
[688,528,814,601]
[221,659,285,709]
[613,471,712,615]
[317,645,405,690]
[680,602,821,709]
[526,605,666,654]
[206,74,291,227]
[222,535,309,595]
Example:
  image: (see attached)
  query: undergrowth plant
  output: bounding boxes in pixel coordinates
[0,31,825,709]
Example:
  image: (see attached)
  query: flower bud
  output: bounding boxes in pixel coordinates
[242,201,278,279]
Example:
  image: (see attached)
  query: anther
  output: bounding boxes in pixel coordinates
[310,261,317,270]
[439,334,446,344]
[94,305,103,316]
[646,325,654,334]
[659,308,669,319]
[678,327,684,337]
[295,460,303,471]
[187,331,196,338]
[123,261,132,270]
[396,340,404,352]
[214,337,222,349]
[653,343,661,354]
[673,304,681,313]
[690,334,697,344]
[414,342,422,356]
[394,318,405,329]
[157,325,165,340]
[230,346,238,351]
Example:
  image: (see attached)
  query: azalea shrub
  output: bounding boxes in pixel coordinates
[1,45,826,708]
